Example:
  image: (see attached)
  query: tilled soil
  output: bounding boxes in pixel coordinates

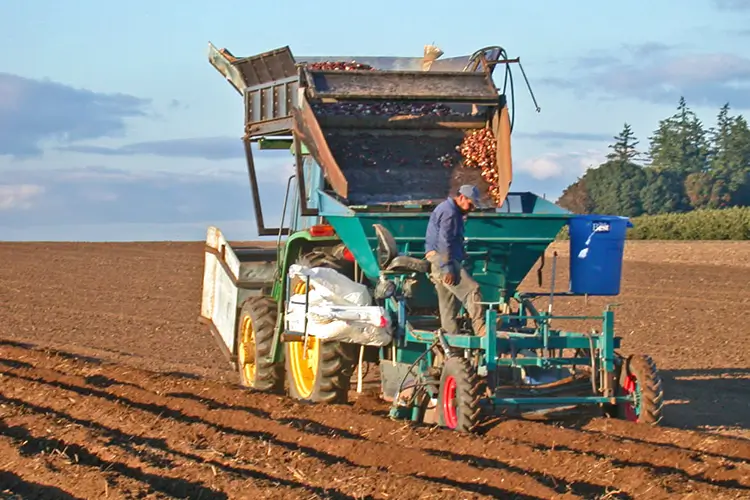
[1,241,749,499]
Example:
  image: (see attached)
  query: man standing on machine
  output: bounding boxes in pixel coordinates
[424,185,487,337]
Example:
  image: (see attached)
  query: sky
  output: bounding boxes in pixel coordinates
[1,0,750,242]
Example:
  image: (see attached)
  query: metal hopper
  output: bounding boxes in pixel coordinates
[292,66,512,207]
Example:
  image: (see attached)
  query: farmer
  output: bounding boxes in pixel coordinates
[424,184,486,337]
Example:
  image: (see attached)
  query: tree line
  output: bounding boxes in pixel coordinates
[557,97,750,216]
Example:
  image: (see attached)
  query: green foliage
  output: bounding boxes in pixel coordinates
[557,176,593,214]
[626,207,750,240]
[556,207,750,241]
[641,168,689,214]
[557,97,750,217]
[684,171,731,209]
[648,96,710,176]
[584,161,647,217]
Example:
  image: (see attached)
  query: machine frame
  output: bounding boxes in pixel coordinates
[199,42,663,431]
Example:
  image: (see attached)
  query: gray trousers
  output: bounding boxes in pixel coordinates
[426,253,486,336]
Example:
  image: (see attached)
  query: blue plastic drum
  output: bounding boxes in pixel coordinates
[568,215,633,296]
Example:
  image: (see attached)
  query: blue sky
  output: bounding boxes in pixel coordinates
[1,0,749,241]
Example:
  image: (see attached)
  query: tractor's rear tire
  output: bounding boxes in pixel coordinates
[298,248,354,276]
[614,354,664,424]
[237,296,284,394]
[284,249,357,404]
[437,357,483,432]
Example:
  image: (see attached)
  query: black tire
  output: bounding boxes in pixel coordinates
[286,340,357,403]
[236,296,284,393]
[300,247,354,276]
[436,357,483,432]
[284,249,357,404]
[615,354,664,424]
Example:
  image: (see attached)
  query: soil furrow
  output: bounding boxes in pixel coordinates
[1,344,748,499]
[0,240,748,499]
[0,362,543,499]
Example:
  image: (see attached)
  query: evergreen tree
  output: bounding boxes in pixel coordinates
[585,161,648,217]
[556,98,750,215]
[728,116,750,205]
[708,105,750,205]
[606,123,641,163]
[648,97,709,175]
[709,103,733,170]
[640,168,688,214]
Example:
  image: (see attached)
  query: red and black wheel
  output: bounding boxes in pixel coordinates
[615,354,664,424]
[437,357,483,432]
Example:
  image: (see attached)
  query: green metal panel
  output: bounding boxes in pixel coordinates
[322,192,570,302]
[490,396,627,406]
[269,230,340,364]
[273,233,341,300]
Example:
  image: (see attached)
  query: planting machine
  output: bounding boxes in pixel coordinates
[200,43,664,431]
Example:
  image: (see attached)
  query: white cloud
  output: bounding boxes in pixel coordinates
[545,50,750,109]
[518,157,563,180]
[714,0,750,11]
[518,150,604,180]
[0,73,149,158]
[0,184,45,210]
[0,164,289,241]
[0,219,267,242]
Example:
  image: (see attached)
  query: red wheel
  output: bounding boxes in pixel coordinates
[437,357,483,432]
[614,354,664,424]
[620,372,639,422]
[441,375,459,429]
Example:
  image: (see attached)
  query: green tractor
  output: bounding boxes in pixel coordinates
[199,43,664,431]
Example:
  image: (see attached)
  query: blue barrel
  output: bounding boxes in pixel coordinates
[568,214,632,295]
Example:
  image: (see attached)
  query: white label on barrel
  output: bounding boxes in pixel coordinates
[593,222,610,233]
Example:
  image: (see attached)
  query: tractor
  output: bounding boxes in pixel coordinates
[199,42,664,431]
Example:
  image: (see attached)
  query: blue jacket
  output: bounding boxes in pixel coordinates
[425,197,466,271]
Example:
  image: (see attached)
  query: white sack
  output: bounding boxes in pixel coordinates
[288,264,372,306]
[285,294,393,347]
[285,264,391,346]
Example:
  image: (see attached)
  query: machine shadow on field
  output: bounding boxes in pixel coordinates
[0,419,226,499]
[0,393,359,499]
[408,473,546,500]
[661,368,750,435]
[162,391,368,441]
[0,470,84,500]
[0,339,106,366]
[0,369,363,469]
[475,425,750,492]
[425,448,633,499]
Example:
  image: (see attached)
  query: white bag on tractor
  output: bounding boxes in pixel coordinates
[285,264,392,346]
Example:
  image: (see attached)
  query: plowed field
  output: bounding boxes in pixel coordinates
[1,241,749,499]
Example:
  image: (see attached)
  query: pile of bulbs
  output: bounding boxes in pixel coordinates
[458,128,503,206]
[307,61,374,71]
[312,102,464,118]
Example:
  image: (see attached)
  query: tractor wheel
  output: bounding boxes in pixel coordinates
[284,249,356,404]
[437,357,483,432]
[298,247,354,276]
[236,296,284,393]
[615,354,664,424]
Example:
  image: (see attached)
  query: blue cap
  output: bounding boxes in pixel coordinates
[458,184,480,206]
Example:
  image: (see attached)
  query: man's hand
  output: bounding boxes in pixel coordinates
[443,272,456,286]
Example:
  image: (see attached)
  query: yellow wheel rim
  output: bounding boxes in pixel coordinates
[238,314,256,383]
[287,337,320,398]
[287,278,320,398]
